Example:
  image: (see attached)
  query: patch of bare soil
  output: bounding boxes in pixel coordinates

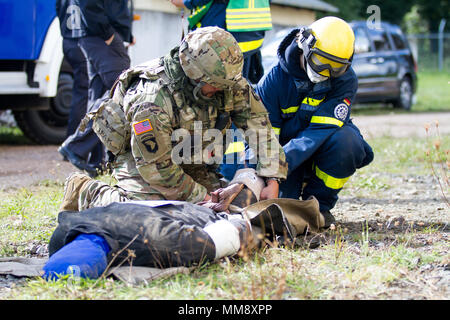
[352,112,450,139]
[0,145,75,191]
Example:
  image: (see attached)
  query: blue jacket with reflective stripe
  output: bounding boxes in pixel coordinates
[255,28,358,174]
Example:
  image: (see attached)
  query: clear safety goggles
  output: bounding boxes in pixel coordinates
[298,27,352,78]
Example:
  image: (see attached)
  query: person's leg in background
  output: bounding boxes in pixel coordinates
[59,33,130,176]
[62,38,89,138]
[82,33,130,170]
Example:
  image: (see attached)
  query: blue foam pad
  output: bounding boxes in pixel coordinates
[42,233,110,281]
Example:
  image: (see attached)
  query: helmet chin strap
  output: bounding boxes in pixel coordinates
[190,79,205,101]
[190,79,213,102]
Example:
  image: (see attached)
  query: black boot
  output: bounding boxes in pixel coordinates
[320,210,336,229]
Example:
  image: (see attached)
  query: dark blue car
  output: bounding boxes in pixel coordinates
[261,21,418,110]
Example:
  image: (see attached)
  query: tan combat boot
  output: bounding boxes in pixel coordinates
[60,172,93,212]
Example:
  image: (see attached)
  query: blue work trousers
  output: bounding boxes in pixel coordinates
[63,32,130,167]
[220,122,374,212]
[63,38,89,137]
[279,122,374,211]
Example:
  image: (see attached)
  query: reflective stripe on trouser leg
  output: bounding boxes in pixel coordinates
[302,123,372,211]
[301,165,351,212]
[314,166,350,190]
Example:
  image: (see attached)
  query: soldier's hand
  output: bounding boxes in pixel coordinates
[260,179,279,200]
[197,183,244,213]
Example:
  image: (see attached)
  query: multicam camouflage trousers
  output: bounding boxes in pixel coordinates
[78,179,165,211]
[77,164,223,211]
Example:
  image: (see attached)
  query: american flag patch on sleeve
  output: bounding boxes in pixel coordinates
[133,119,153,135]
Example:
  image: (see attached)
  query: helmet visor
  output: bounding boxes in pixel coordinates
[308,49,351,78]
[298,28,352,78]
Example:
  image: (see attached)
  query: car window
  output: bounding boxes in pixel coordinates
[390,28,407,50]
[354,27,371,54]
[367,28,392,51]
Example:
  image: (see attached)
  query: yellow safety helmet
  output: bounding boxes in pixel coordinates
[298,16,355,78]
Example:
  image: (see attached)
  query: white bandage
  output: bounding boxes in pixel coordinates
[203,220,241,259]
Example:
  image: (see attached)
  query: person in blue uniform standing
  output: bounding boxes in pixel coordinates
[256,16,374,227]
[58,0,134,177]
[55,0,89,138]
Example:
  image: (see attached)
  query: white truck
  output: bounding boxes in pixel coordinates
[0,0,71,144]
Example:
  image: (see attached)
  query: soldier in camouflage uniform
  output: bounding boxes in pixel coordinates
[61,27,287,212]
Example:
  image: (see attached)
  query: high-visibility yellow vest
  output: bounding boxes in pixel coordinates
[225,0,272,32]
[188,0,272,32]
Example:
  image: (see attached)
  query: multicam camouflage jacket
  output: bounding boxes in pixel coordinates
[92,47,287,203]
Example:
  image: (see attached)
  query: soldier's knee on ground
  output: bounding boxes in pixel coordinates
[60,172,94,212]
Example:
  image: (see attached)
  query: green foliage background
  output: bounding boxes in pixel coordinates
[320,0,450,33]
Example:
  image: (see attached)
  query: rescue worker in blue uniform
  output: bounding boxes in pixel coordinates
[257,17,374,226]
[170,0,271,84]
[221,17,374,227]
[56,0,89,138]
[58,0,134,177]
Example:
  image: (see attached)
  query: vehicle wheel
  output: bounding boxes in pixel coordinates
[393,76,413,110]
[13,73,73,145]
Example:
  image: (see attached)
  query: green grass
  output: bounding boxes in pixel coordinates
[362,135,448,174]
[1,75,449,299]
[413,71,450,112]
[340,133,449,201]
[1,134,448,300]
[5,235,446,300]
[0,184,62,256]
[0,126,32,145]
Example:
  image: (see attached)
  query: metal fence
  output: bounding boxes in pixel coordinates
[407,33,450,72]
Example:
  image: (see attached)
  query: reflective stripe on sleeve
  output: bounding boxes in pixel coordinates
[302,97,325,106]
[310,116,343,127]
